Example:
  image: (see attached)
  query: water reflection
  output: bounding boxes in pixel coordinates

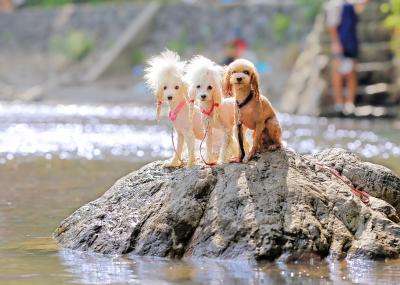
[59,250,283,285]
[58,250,400,285]
[60,250,137,284]
[0,102,399,164]
[0,123,171,161]
[0,102,156,122]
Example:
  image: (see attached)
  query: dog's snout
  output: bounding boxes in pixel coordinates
[201,94,207,99]
[237,77,243,83]
[167,95,173,100]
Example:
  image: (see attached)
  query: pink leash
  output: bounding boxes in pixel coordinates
[315,161,370,205]
[168,99,186,122]
[199,102,219,167]
[167,99,187,167]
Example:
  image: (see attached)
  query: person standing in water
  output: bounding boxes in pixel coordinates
[326,0,367,115]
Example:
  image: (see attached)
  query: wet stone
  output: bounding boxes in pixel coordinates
[54,148,400,261]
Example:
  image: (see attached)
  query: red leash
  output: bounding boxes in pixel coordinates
[166,99,189,167]
[199,120,217,166]
[170,127,184,167]
[200,102,219,116]
[315,161,370,205]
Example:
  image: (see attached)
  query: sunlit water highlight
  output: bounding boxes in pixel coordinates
[0,102,399,164]
[1,102,400,285]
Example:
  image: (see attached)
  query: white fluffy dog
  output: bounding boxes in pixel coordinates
[144,50,204,168]
[186,55,237,164]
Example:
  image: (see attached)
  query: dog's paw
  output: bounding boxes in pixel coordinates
[229,157,243,163]
[267,144,280,151]
[205,155,217,165]
[163,160,182,168]
[247,152,255,161]
[186,159,195,168]
[218,158,229,165]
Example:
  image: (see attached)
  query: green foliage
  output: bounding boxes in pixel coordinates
[25,0,179,7]
[296,0,324,22]
[51,31,94,61]
[381,0,400,57]
[166,30,188,53]
[272,13,291,43]
[26,0,100,7]
[129,50,145,65]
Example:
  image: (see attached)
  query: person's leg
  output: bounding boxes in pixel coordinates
[343,59,357,115]
[0,0,14,12]
[332,58,344,111]
[345,59,357,104]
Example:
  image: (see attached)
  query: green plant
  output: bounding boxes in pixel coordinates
[381,0,400,57]
[51,31,94,61]
[25,0,110,7]
[129,50,145,65]
[296,0,324,22]
[272,13,291,43]
[166,30,188,53]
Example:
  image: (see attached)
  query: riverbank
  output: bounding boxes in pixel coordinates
[0,1,313,106]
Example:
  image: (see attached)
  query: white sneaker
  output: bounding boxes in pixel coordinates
[343,102,355,115]
[334,104,343,113]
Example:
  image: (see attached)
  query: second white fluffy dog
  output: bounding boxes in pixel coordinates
[186,56,237,164]
[144,50,204,168]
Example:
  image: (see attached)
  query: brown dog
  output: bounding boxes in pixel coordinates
[224,58,283,162]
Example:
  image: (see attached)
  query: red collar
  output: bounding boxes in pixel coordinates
[168,99,186,121]
[200,102,219,117]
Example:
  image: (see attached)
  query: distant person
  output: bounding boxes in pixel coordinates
[326,0,367,115]
[222,28,248,66]
[0,0,14,12]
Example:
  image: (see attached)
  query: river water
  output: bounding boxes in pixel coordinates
[1,101,400,285]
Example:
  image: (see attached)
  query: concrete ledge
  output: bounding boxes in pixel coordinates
[82,2,160,83]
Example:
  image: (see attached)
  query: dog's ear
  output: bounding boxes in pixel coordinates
[155,87,163,123]
[223,68,232,97]
[188,84,196,122]
[188,83,196,102]
[213,86,222,107]
[212,72,222,107]
[250,69,261,99]
[181,82,189,101]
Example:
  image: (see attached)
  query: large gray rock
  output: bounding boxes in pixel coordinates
[54,148,400,261]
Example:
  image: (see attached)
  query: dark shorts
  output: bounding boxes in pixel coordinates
[343,49,358,59]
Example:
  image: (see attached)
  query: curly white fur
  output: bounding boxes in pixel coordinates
[144,50,186,93]
[185,55,238,164]
[144,50,204,168]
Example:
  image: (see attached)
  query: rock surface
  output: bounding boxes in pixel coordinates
[54,148,400,261]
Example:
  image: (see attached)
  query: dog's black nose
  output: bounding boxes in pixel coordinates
[201,94,207,99]
[237,77,243,82]
[167,96,173,100]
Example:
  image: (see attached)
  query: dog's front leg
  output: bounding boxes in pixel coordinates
[206,123,216,163]
[219,129,232,164]
[248,122,265,161]
[230,123,246,163]
[164,131,184,168]
[241,125,250,154]
[185,134,195,168]
[227,126,240,162]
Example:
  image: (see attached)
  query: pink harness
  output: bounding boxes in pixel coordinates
[200,103,219,117]
[168,99,187,121]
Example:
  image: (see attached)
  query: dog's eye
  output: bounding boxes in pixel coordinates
[175,85,179,90]
[163,86,167,90]
[231,71,236,74]
[196,85,201,89]
[243,70,249,75]
[207,85,213,90]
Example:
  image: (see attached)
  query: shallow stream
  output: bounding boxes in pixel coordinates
[1,101,399,285]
